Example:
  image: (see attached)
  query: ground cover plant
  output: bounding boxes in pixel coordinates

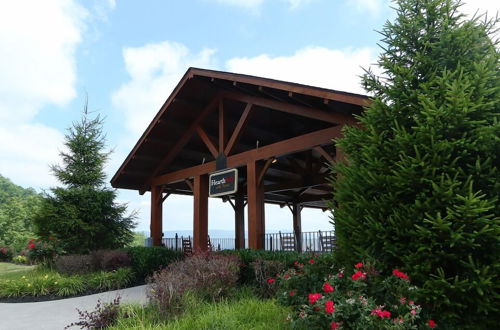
[330,0,500,327]
[109,287,293,330]
[0,264,133,299]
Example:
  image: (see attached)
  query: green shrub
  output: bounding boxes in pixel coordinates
[123,246,182,281]
[55,254,96,275]
[148,253,240,317]
[11,255,28,265]
[251,259,286,298]
[92,250,131,272]
[0,246,13,261]
[25,237,61,266]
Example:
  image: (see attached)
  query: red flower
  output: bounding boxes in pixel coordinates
[428,320,437,328]
[392,269,410,281]
[399,296,406,304]
[284,274,290,279]
[293,261,299,266]
[309,259,315,264]
[338,271,344,278]
[325,300,335,314]
[330,322,339,330]
[308,293,322,304]
[267,278,275,284]
[354,262,363,269]
[289,291,295,296]
[323,282,334,293]
[351,271,366,280]
[371,309,391,319]
[28,243,35,250]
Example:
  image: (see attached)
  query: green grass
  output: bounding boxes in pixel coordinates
[110,289,292,330]
[0,262,35,280]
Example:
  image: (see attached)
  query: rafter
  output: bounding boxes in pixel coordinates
[224,103,253,156]
[218,99,226,153]
[196,126,218,158]
[222,90,357,125]
[314,146,335,164]
[140,95,221,193]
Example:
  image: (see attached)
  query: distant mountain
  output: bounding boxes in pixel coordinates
[0,174,39,206]
[163,229,289,239]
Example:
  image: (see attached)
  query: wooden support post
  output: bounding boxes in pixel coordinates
[150,185,163,246]
[193,174,209,252]
[292,203,302,252]
[247,161,265,249]
[234,190,245,249]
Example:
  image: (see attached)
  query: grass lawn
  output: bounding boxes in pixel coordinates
[0,262,35,280]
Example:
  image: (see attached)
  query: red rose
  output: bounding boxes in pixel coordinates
[325,300,335,314]
[289,291,295,296]
[293,261,299,266]
[371,309,391,319]
[354,262,363,269]
[428,320,437,328]
[351,271,366,280]
[284,274,290,279]
[308,293,322,304]
[28,243,35,249]
[323,282,334,293]
[309,259,315,264]
[330,322,339,330]
[392,269,411,281]
[267,278,275,284]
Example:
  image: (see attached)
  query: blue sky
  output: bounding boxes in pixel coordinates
[0,0,497,236]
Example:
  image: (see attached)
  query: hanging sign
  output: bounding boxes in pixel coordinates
[209,168,238,197]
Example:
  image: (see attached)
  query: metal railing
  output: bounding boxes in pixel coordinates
[145,230,335,253]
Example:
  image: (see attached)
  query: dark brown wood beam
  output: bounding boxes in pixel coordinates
[224,103,253,156]
[314,146,335,164]
[258,157,275,186]
[196,126,218,158]
[222,90,357,125]
[141,96,221,193]
[218,99,226,153]
[152,125,343,186]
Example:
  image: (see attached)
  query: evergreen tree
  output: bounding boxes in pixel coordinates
[330,0,499,327]
[34,103,136,253]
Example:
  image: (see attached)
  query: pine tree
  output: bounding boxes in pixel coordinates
[330,0,499,327]
[34,102,136,253]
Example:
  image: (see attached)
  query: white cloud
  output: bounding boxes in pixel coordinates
[347,0,385,14]
[459,0,500,18]
[226,46,376,94]
[209,0,312,11]
[112,41,218,136]
[0,0,87,189]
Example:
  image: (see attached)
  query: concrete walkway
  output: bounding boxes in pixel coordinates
[0,285,148,330]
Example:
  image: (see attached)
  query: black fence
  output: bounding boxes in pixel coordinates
[146,230,335,253]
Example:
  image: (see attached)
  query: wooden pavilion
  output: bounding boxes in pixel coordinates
[111,68,368,251]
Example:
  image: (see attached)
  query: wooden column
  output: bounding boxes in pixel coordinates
[234,190,245,249]
[193,174,209,252]
[292,203,302,252]
[247,161,265,249]
[150,185,163,246]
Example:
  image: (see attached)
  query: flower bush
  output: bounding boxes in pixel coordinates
[0,246,13,262]
[279,262,437,329]
[26,237,61,266]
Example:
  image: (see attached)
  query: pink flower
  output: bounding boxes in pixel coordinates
[323,282,334,293]
[354,262,363,269]
[411,309,417,315]
[267,278,275,284]
[330,322,339,329]
[308,293,322,304]
[325,300,335,314]
[428,320,437,328]
[399,297,406,304]
[392,269,410,281]
[351,271,366,280]
[338,271,344,278]
[284,274,290,279]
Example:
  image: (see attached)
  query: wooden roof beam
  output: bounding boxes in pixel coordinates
[152,125,343,186]
[221,90,357,125]
[140,95,221,194]
[196,126,218,158]
[224,103,253,156]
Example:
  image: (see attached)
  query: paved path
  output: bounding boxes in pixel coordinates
[0,285,148,330]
